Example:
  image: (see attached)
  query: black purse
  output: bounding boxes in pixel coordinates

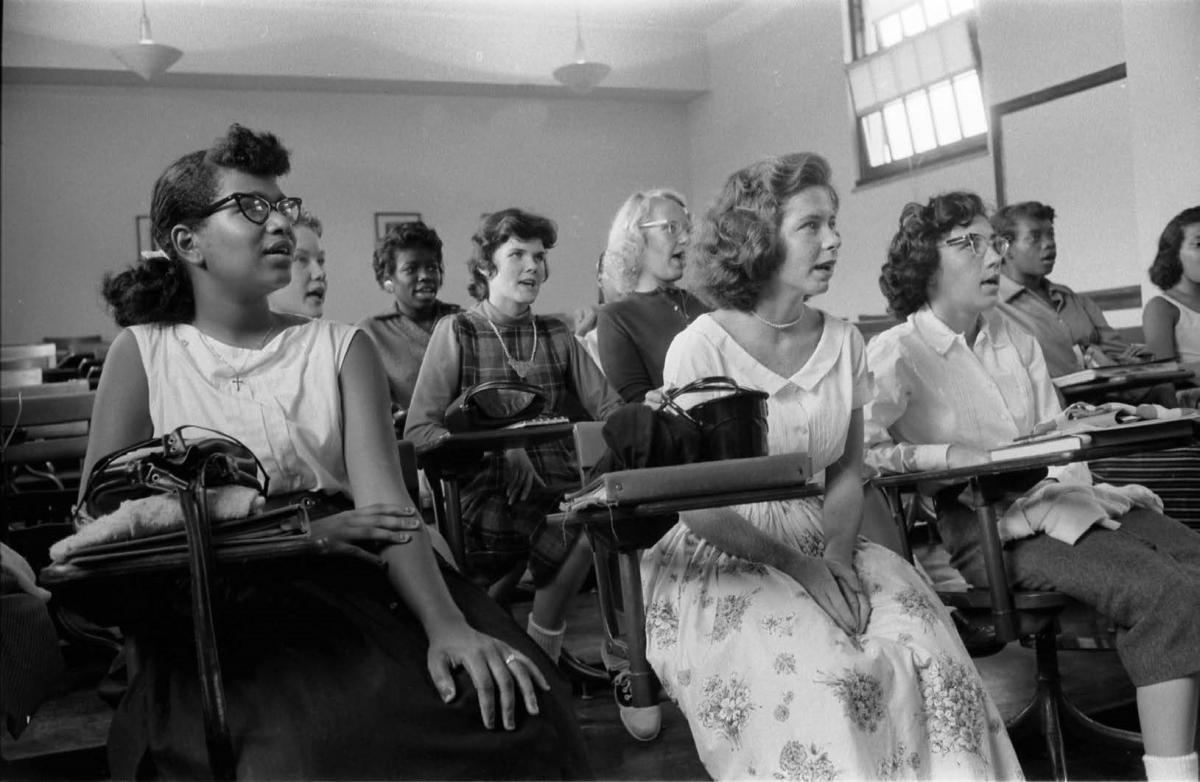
[660,376,770,461]
[444,380,547,433]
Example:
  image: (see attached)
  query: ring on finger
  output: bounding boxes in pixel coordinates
[503,652,518,666]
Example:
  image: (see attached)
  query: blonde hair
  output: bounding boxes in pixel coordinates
[601,188,687,296]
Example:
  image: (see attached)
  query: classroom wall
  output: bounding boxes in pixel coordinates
[0,85,691,343]
[687,0,1143,323]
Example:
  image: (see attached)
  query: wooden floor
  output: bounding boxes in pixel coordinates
[2,581,1150,782]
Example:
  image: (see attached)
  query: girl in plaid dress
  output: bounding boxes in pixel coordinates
[407,209,623,664]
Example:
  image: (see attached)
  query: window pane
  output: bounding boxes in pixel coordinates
[900,4,927,37]
[862,113,892,167]
[878,13,904,49]
[953,70,987,136]
[905,90,938,153]
[947,0,975,16]
[882,99,914,160]
[928,79,963,144]
[923,0,950,26]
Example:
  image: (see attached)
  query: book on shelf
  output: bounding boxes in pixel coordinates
[1052,360,1180,388]
[562,452,812,511]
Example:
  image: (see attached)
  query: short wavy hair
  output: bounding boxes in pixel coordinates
[990,200,1055,240]
[467,208,556,301]
[102,123,291,326]
[1148,205,1200,290]
[601,189,688,296]
[880,191,988,319]
[373,221,443,288]
[686,153,837,311]
[293,207,323,238]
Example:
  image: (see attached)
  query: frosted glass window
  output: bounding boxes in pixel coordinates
[862,113,892,166]
[883,100,914,159]
[953,70,987,136]
[928,79,963,144]
[878,13,904,48]
[905,91,938,152]
[900,5,927,36]
[923,0,950,26]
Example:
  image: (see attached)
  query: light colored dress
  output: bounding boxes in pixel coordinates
[1147,294,1200,363]
[641,313,1022,781]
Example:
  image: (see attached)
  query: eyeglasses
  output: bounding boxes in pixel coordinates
[639,219,690,239]
[942,232,1010,258]
[199,193,303,226]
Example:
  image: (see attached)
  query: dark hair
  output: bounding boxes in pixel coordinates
[467,208,557,301]
[686,152,837,311]
[1148,205,1200,290]
[101,123,292,326]
[990,200,1056,240]
[373,221,444,288]
[880,191,988,319]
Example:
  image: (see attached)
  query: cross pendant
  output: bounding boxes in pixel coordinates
[231,376,245,390]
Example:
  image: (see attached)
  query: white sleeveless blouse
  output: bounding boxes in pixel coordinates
[130,319,359,496]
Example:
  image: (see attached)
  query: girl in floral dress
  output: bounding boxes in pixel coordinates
[640,153,1022,780]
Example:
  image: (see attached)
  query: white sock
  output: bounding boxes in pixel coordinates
[526,616,565,663]
[1144,752,1199,781]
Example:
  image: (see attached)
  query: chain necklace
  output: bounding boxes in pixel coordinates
[751,307,805,330]
[194,324,278,391]
[660,287,690,324]
[484,316,538,378]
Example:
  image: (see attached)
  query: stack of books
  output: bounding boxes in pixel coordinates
[1052,359,1181,388]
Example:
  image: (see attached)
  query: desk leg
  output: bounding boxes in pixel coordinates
[969,476,1018,642]
[616,550,655,709]
[441,478,466,570]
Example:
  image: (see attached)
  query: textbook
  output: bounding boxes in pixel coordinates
[990,434,1091,463]
[561,452,813,511]
[989,408,1199,463]
[1052,360,1181,388]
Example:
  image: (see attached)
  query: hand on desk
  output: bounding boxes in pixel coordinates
[427,621,549,731]
[503,448,546,505]
[308,504,423,562]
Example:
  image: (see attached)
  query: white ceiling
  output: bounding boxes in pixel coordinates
[2,0,749,99]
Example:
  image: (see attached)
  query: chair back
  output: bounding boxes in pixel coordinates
[2,390,95,468]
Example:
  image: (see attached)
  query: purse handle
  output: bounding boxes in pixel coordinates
[461,379,546,404]
[659,376,749,425]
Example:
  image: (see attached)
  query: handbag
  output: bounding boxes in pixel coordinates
[444,380,547,433]
[659,376,770,461]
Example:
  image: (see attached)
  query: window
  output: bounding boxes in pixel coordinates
[846,0,987,183]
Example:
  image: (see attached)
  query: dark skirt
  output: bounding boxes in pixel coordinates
[106,558,593,780]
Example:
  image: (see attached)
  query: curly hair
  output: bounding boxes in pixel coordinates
[601,189,687,296]
[990,200,1056,241]
[373,221,443,288]
[102,123,292,326]
[1148,205,1200,290]
[685,153,837,311]
[466,208,557,301]
[294,207,323,238]
[879,191,987,319]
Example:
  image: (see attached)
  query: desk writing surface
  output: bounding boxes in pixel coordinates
[417,422,574,465]
[1060,368,1193,400]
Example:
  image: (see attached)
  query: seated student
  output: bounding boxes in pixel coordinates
[267,207,327,317]
[641,154,1020,779]
[864,191,1200,782]
[358,222,461,426]
[596,189,709,402]
[1144,205,1200,395]
[992,200,1175,406]
[86,124,592,780]
[405,209,623,667]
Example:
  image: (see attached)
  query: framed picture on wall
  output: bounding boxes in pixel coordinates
[374,212,423,241]
[135,215,158,257]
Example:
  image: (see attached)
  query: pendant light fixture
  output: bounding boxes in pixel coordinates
[112,0,183,82]
[552,7,610,95]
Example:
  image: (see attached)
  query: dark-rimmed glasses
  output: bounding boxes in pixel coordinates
[942,232,1010,258]
[639,219,690,239]
[200,193,303,226]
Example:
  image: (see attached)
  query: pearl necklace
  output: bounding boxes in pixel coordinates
[194,325,278,391]
[751,308,804,330]
[484,316,538,378]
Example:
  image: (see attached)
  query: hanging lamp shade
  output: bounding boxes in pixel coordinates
[553,10,610,94]
[112,1,182,81]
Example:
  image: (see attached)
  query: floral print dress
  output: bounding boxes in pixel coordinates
[642,314,1022,781]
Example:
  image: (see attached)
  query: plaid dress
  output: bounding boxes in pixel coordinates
[453,310,584,585]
